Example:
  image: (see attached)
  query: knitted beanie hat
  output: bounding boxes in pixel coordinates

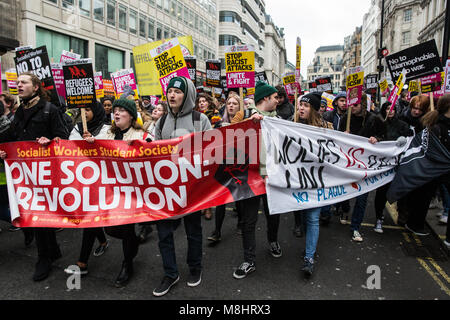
[167,77,187,95]
[300,92,322,111]
[113,97,137,120]
[254,81,278,103]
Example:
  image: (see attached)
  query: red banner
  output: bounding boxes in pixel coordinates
[1,121,265,228]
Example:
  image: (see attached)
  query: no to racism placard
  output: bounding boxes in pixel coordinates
[283,73,296,95]
[14,46,59,105]
[225,45,255,88]
[261,117,411,214]
[346,66,364,106]
[206,60,221,87]
[111,69,138,99]
[133,36,194,96]
[385,39,443,82]
[150,38,190,95]
[63,59,96,108]
[2,121,265,228]
[184,56,196,83]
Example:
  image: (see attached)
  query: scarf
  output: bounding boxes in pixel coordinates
[248,105,277,118]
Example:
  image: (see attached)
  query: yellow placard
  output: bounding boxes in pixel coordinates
[225,51,255,73]
[283,74,296,85]
[379,79,388,92]
[247,88,255,95]
[346,71,364,89]
[296,45,301,70]
[132,36,194,96]
[408,81,418,92]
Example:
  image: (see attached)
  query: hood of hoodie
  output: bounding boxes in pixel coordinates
[168,77,196,118]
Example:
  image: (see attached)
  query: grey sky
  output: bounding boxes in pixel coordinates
[265,0,372,78]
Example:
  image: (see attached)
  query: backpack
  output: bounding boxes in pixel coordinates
[158,110,202,133]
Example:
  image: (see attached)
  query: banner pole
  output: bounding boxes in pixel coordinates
[430,91,434,111]
[239,87,244,111]
[81,107,88,134]
[294,87,298,123]
[346,106,352,132]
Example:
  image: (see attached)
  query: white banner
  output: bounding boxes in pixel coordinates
[261,117,412,214]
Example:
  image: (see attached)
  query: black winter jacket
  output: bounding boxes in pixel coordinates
[338,111,386,141]
[384,116,414,141]
[0,97,69,142]
[399,107,423,134]
[276,100,295,121]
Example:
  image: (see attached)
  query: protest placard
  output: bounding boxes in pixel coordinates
[134,36,193,96]
[322,92,335,111]
[103,79,115,97]
[346,66,364,106]
[150,38,190,95]
[5,69,18,95]
[111,68,138,99]
[283,73,296,95]
[364,74,378,96]
[14,46,59,105]
[445,60,450,94]
[60,50,81,64]
[308,81,318,93]
[225,45,255,88]
[420,72,442,93]
[315,76,332,92]
[387,69,407,112]
[94,72,104,99]
[295,37,301,84]
[379,78,389,96]
[51,63,66,100]
[184,55,196,82]
[63,59,96,108]
[206,60,221,87]
[408,80,419,92]
[385,39,443,82]
[255,71,268,84]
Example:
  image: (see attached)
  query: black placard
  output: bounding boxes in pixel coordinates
[255,71,268,84]
[206,60,221,87]
[184,56,196,83]
[385,39,443,82]
[62,59,96,109]
[315,76,332,92]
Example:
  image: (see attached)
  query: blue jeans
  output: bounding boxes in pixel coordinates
[320,205,332,218]
[302,207,321,260]
[441,184,449,216]
[350,193,369,232]
[156,211,202,279]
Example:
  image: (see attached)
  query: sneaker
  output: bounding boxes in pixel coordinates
[233,262,256,279]
[93,241,109,257]
[33,258,52,282]
[438,215,448,225]
[153,276,180,297]
[64,264,88,276]
[187,269,202,287]
[436,210,444,217]
[340,213,348,225]
[269,241,282,258]
[8,225,21,232]
[373,219,383,234]
[444,240,450,249]
[352,230,364,242]
[207,231,221,242]
[301,257,314,276]
[405,224,430,236]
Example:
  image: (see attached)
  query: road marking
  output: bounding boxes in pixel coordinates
[426,258,450,284]
[417,258,450,297]
[340,221,405,230]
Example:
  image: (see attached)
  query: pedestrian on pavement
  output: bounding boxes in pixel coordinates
[230,81,281,279]
[295,92,333,276]
[64,101,111,277]
[338,93,386,242]
[0,72,69,281]
[152,77,211,297]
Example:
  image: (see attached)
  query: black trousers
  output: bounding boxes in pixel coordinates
[214,201,243,233]
[374,182,392,221]
[104,224,139,263]
[78,228,107,264]
[262,194,279,243]
[35,228,60,260]
[406,180,440,231]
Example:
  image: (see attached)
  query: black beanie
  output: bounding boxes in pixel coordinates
[0,101,4,116]
[300,92,322,111]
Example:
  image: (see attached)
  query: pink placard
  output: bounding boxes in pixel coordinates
[51,64,66,100]
[226,72,255,89]
[159,67,191,96]
[112,69,138,97]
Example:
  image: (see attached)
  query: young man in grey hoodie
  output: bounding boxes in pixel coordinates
[153,76,211,297]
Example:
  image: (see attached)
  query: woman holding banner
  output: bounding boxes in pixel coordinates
[83,97,146,287]
[64,101,111,276]
[294,92,333,276]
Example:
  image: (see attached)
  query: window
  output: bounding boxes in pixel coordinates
[139,15,146,38]
[402,31,411,45]
[404,8,412,22]
[170,0,177,16]
[36,27,88,62]
[163,26,170,40]
[219,35,241,46]
[219,11,240,24]
[95,43,124,79]
[183,5,188,23]
[148,0,155,7]
[129,10,137,34]
[94,0,104,21]
[156,23,162,40]
[157,0,162,9]
[164,0,170,13]
[62,0,74,10]
[177,3,182,20]
[107,0,116,26]
[148,19,155,41]
[79,0,91,16]
[119,5,127,30]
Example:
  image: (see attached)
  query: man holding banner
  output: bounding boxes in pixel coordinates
[0,72,69,281]
[152,76,211,297]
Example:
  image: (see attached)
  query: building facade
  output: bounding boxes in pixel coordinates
[418,0,447,56]
[342,26,362,87]
[1,0,218,90]
[361,0,381,75]
[307,45,344,93]
[263,14,286,86]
